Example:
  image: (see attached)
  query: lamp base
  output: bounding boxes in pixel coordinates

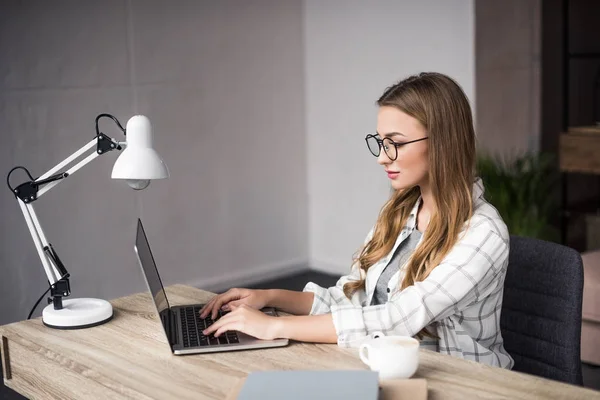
[42,298,113,329]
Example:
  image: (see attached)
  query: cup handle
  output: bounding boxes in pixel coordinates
[359,343,371,367]
[371,331,385,339]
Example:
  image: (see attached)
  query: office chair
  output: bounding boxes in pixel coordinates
[500,235,584,385]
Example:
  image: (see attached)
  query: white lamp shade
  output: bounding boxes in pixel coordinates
[111,115,169,188]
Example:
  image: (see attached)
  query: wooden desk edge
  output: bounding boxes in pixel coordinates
[1,335,11,380]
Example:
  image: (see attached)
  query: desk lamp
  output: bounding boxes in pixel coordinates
[6,114,169,329]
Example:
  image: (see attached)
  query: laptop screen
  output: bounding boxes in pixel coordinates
[135,219,173,343]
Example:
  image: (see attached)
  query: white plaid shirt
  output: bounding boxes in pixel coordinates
[304,179,514,369]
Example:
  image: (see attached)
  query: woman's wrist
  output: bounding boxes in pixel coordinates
[262,289,314,315]
[263,289,278,308]
[269,314,338,343]
[271,316,287,339]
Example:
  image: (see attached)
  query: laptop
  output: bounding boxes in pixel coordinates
[133,218,289,355]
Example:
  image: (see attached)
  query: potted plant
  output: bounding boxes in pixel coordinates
[476,152,559,241]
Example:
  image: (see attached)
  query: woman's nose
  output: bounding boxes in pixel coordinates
[377,150,392,165]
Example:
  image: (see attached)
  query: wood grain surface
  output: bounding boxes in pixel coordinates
[1,284,598,399]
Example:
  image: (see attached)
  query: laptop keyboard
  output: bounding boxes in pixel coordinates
[181,306,239,348]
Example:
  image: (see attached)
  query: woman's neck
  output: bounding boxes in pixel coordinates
[417,182,434,232]
[419,181,434,215]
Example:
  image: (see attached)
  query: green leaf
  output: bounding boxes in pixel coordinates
[476,151,558,241]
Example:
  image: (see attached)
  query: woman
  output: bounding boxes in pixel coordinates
[201,72,514,369]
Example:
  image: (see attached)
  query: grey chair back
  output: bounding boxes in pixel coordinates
[501,235,583,385]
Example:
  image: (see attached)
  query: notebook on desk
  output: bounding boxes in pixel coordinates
[234,370,380,400]
[226,371,427,400]
[133,218,289,355]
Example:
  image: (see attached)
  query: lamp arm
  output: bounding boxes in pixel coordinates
[36,145,100,198]
[22,112,127,198]
[6,126,123,311]
[37,134,122,198]
[17,199,66,285]
[38,137,97,182]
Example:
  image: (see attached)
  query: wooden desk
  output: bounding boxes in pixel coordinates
[1,284,599,399]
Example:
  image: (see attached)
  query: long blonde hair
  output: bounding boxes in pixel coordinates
[344,73,476,335]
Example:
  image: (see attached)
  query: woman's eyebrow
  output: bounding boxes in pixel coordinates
[376,131,406,138]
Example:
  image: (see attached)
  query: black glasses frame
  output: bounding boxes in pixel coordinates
[364,134,428,161]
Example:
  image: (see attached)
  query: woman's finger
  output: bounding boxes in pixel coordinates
[202,321,219,335]
[198,301,212,318]
[211,291,240,319]
[214,323,239,338]
[221,299,243,312]
[204,313,238,336]
[227,300,243,311]
[199,296,219,318]
[210,313,241,337]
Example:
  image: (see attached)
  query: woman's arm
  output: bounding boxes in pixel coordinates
[265,289,315,316]
[329,222,509,346]
[275,314,338,343]
[203,304,338,344]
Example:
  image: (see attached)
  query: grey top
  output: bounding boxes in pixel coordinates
[371,229,422,306]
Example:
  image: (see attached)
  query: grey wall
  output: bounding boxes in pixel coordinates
[1,0,509,324]
[475,0,541,155]
[0,0,307,324]
[305,0,475,275]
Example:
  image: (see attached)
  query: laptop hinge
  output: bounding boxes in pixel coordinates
[170,309,179,346]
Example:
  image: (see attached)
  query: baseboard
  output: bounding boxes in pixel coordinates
[188,258,309,293]
[308,259,348,276]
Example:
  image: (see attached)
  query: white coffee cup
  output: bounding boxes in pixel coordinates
[359,332,419,379]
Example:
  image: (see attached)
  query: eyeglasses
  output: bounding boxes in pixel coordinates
[364,134,428,161]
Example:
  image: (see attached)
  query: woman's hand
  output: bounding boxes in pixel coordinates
[199,288,271,320]
[202,304,281,340]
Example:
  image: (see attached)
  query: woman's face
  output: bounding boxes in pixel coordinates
[375,106,429,191]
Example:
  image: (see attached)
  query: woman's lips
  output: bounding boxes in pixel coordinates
[386,171,399,179]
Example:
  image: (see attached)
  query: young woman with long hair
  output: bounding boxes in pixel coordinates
[201,72,513,368]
